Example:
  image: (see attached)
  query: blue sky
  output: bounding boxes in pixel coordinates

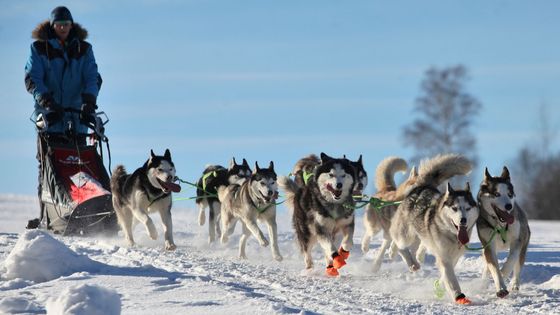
[1,1,559,207]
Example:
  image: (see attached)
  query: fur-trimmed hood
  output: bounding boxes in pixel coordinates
[31,20,88,42]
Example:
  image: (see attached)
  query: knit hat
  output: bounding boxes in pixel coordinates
[50,6,73,25]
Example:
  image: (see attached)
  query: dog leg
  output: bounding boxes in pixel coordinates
[387,240,398,260]
[372,238,391,272]
[398,247,420,272]
[220,211,234,244]
[212,201,222,240]
[483,245,509,298]
[242,218,269,247]
[361,230,371,253]
[208,201,218,243]
[436,257,467,303]
[340,223,354,253]
[159,207,176,251]
[415,243,427,264]
[265,216,283,261]
[131,209,158,241]
[317,234,338,268]
[511,240,529,291]
[238,223,250,259]
[117,207,135,247]
[197,201,206,226]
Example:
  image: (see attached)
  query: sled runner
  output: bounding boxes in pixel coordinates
[28,109,118,236]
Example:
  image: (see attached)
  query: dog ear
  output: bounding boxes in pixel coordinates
[320,152,333,163]
[357,154,363,166]
[446,182,455,194]
[164,149,171,160]
[501,166,510,179]
[465,182,471,192]
[269,161,274,170]
[254,161,260,173]
[150,149,156,158]
[230,157,237,169]
[484,167,492,180]
[242,158,249,166]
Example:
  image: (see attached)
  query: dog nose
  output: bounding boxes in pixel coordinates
[357,183,363,190]
[460,218,467,225]
[336,183,342,189]
[267,190,273,196]
[505,203,513,211]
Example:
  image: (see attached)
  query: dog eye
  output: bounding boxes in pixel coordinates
[329,174,335,178]
[451,206,458,211]
[495,192,501,197]
[508,193,513,198]
[260,182,266,186]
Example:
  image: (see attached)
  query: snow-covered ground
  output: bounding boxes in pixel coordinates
[1,194,559,314]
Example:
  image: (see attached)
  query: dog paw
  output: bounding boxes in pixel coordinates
[338,247,350,260]
[260,238,269,247]
[361,243,369,253]
[455,293,471,305]
[333,255,346,269]
[326,265,339,277]
[273,254,283,262]
[497,289,509,298]
[165,242,177,251]
[221,236,229,244]
[239,253,248,260]
[410,262,420,272]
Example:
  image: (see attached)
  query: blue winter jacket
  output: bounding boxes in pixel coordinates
[25,21,102,134]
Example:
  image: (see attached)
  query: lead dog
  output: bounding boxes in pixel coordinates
[390,154,478,304]
[218,161,283,261]
[279,153,356,276]
[477,166,531,298]
[111,149,181,251]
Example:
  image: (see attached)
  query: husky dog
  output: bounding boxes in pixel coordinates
[390,154,478,304]
[361,157,418,271]
[477,167,531,298]
[111,149,181,251]
[218,161,283,261]
[291,154,320,187]
[345,155,368,197]
[279,153,356,276]
[196,158,252,243]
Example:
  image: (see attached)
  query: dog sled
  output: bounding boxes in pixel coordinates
[27,109,119,236]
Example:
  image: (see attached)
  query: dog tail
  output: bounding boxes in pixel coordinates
[278,175,298,211]
[414,153,472,189]
[110,165,128,206]
[291,154,320,174]
[375,156,408,192]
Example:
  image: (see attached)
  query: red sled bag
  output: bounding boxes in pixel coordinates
[39,137,118,236]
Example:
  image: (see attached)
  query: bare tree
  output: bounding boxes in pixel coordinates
[402,65,482,167]
[511,102,560,220]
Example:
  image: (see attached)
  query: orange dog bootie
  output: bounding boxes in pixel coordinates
[326,265,339,277]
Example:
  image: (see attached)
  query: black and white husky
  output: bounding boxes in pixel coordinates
[389,154,478,304]
[346,155,368,197]
[217,161,283,261]
[111,149,181,251]
[477,167,531,298]
[279,153,356,277]
[196,158,252,243]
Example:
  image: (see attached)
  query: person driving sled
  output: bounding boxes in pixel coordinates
[25,6,102,228]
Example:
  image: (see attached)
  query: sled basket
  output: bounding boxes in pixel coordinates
[39,136,118,236]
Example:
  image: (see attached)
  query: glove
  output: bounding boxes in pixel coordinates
[80,94,98,123]
[38,93,63,122]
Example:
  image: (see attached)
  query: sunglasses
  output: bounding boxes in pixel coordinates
[53,21,72,27]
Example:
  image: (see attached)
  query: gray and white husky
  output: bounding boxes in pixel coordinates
[477,167,531,298]
[196,158,252,243]
[361,156,417,272]
[279,153,356,277]
[389,154,478,304]
[111,149,181,251]
[217,161,283,261]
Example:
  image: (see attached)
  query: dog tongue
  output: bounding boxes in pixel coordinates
[497,210,515,225]
[457,225,469,245]
[160,181,181,193]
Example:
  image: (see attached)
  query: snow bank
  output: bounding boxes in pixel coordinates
[542,274,560,290]
[0,296,42,314]
[1,230,100,282]
[46,284,121,315]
